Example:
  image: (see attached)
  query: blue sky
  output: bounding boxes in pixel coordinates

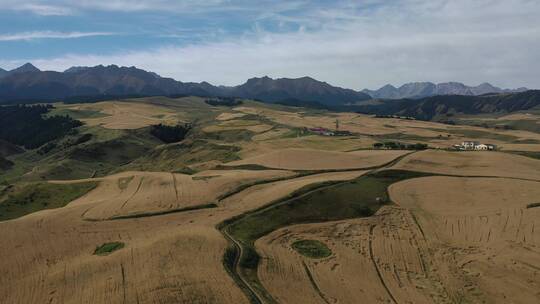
[0,0,539,89]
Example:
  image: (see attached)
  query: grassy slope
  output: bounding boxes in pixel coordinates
[0,181,98,221]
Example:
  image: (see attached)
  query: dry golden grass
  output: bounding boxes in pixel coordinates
[203,119,273,133]
[0,203,250,304]
[240,134,378,159]
[390,176,540,303]
[228,148,408,170]
[55,169,294,220]
[256,206,445,304]
[216,112,247,121]
[0,166,369,304]
[232,104,540,147]
[68,101,180,129]
[392,150,540,180]
[256,175,540,304]
[500,144,540,152]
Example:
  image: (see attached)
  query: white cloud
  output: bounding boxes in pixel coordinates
[0,0,261,14]
[0,31,116,41]
[1,0,539,89]
[16,4,74,16]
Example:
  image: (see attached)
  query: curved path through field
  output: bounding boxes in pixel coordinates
[218,151,417,303]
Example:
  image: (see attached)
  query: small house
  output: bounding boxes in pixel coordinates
[461,141,480,150]
[475,144,488,150]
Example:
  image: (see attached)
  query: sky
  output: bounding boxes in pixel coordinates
[0,0,539,90]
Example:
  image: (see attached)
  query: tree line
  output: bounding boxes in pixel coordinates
[0,105,82,149]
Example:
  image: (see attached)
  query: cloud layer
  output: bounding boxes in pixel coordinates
[0,0,539,89]
[0,31,115,41]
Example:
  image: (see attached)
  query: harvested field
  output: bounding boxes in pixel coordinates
[500,143,540,152]
[227,148,408,170]
[240,134,378,159]
[257,175,540,304]
[67,101,180,129]
[216,112,247,121]
[257,206,445,304]
[0,166,372,304]
[390,176,540,303]
[392,150,540,180]
[53,169,294,220]
[0,209,249,304]
[203,119,274,133]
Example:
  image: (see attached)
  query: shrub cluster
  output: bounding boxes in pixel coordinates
[205,97,242,106]
[150,123,192,143]
[373,142,428,150]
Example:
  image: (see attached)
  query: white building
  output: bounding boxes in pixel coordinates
[461,141,480,150]
[457,142,496,151]
[475,144,489,150]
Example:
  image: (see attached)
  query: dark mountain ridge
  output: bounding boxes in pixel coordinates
[0,64,369,105]
[233,76,370,105]
[354,90,540,120]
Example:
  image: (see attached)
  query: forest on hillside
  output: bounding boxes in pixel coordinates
[0,105,82,149]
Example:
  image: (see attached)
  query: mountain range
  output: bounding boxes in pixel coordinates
[362,82,528,99]
[0,63,536,116]
[0,63,370,105]
[354,90,540,120]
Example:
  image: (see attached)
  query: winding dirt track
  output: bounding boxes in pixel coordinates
[219,152,416,303]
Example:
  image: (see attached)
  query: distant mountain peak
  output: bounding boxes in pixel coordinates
[237,75,370,105]
[10,63,40,74]
[64,66,91,73]
[363,81,528,99]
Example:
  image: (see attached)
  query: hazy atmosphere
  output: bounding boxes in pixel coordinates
[0,0,539,89]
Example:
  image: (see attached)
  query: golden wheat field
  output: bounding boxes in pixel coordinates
[1,98,540,304]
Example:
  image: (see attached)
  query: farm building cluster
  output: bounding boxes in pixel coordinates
[307,127,352,136]
[453,141,497,151]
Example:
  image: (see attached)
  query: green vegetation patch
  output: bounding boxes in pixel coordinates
[203,129,256,142]
[125,140,240,172]
[0,156,14,170]
[94,242,125,256]
[47,107,109,120]
[291,240,332,258]
[0,181,98,221]
[108,203,217,220]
